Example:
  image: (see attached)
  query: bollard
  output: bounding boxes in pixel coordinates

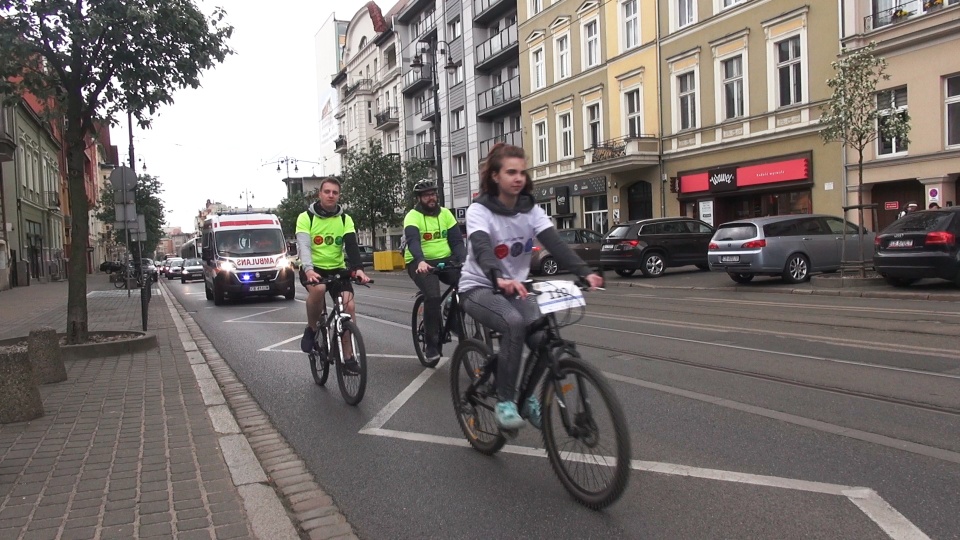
[27,327,68,384]
[0,347,44,423]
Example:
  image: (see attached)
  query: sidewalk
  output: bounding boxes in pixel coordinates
[0,274,347,539]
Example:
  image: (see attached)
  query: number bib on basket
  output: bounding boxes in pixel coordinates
[533,280,586,314]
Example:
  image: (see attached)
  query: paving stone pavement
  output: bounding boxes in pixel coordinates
[0,274,357,539]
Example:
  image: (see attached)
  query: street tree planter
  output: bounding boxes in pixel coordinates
[0,347,44,424]
[28,327,68,384]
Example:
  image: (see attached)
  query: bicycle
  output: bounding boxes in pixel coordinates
[305,272,374,406]
[449,277,630,509]
[411,262,488,368]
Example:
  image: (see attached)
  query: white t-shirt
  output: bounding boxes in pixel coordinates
[459,201,554,292]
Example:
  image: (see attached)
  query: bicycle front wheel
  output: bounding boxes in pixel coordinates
[410,295,438,368]
[449,340,505,455]
[335,320,367,405]
[542,355,631,510]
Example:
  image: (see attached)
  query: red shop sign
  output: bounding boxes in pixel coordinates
[884,201,899,211]
[738,158,809,187]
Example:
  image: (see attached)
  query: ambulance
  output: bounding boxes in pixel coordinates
[200,213,296,305]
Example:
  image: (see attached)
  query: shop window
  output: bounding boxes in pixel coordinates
[583,194,608,234]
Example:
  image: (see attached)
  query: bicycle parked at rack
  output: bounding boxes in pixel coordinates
[306,272,373,406]
[449,277,630,509]
[410,262,488,368]
[112,264,144,289]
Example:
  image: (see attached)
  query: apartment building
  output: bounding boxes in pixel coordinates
[519,0,660,233]
[316,14,349,176]
[839,0,960,230]
[0,106,14,290]
[662,1,842,228]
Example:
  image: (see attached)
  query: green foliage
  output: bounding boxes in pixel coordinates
[339,140,432,238]
[276,189,316,239]
[95,174,166,256]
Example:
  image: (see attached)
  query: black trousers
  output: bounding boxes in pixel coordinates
[406,258,460,349]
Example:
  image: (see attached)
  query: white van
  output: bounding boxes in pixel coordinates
[200,213,296,305]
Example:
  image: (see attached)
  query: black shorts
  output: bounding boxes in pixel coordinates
[299,268,354,299]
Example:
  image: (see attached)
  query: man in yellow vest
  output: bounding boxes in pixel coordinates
[403,180,466,362]
[296,178,371,359]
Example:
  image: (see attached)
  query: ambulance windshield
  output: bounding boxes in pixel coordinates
[215,229,285,257]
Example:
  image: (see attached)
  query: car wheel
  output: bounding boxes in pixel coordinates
[696,264,710,271]
[728,272,754,284]
[181,278,186,284]
[205,285,213,300]
[782,253,810,284]
[615,268,636,278]
[213,281,225,306]
[640,252,666,278]
[540,257,559,276]
[884,276,918,288]
[284,287,296,300]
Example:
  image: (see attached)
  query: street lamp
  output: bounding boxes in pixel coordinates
[410,38,457,208]
[266,156,323,177]
[240,189,254,211]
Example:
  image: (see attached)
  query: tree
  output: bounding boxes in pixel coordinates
[0,0,233,343]
[276,189,316,239]
[339,140,432,244]
[820,42,910,275]
[95,174,166,257]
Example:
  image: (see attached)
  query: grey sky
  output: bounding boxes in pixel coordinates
[110,0,372,232]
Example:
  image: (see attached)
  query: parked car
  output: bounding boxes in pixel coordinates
[357,245,376,268]
[139,258,159,282]
[530,228,603,275]
[873,207,960,287]
[177,258,205,283]
[164,258,184,279]
[99,260,122,273]
[707,214,875,284]
[600,218,714,277]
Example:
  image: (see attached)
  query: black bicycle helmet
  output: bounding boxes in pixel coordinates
[413,180,437,194]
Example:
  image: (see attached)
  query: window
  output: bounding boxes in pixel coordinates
[948,76,960,147]
[535,121,548,164]
[877,87,908,155]
[776,36,802,107]
[584,20,600,68]
[678,72,697,130]
[722,55,744,119]
[586,103,601,147]
[531,0,542,15]
[532,47,545,90]
[448,17,461,39]
[625,89,642,137]
[722,0,745,7]
[556,35,571,80]
[454,154,466,176]
[622,0,639,50]
[558,112,573,158]
[449,63,464,86]
[583,195,608,234]
[678,0,695,27]
[452,107,465,131]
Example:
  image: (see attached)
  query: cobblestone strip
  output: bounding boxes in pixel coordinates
[157,281,357,540]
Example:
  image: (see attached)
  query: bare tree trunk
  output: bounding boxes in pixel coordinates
[65,95,89,344]
[857,151,866,278]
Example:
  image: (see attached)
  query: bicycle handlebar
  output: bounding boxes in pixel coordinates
[305,273,374,287]
[428,262,463,274]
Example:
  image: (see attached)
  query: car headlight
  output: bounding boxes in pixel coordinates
[276,257,291,269]
[218,261,236,272]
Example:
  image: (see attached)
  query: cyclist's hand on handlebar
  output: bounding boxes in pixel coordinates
[353,269,371,284]
[416,261,432,274]
[305,269,321,284]
[584,273,604,291]
[497,278,528,299]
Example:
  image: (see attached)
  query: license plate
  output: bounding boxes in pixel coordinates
[601,245,614,251]
[888,240,913,248]
[249,285,270,292]
[720,255,740,262]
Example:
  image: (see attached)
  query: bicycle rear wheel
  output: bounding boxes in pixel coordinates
[411,295,438,368]
[335,320,367,405]
[450,340,505,455]
[542,354,630,510]
[309,326,329,386]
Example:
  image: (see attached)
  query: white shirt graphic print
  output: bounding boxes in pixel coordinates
[459,201,554,292]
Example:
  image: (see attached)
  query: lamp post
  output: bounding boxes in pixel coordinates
[240,189,254,211]
[409,38,457,208]
[268,156,322,178]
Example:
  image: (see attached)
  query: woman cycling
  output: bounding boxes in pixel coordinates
[459,143,603,430]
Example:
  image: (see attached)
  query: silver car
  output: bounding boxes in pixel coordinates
[707,215,875,284]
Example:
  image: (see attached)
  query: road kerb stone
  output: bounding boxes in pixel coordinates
[219,435,267,486]
[237,484,299,540]
[207,406,241,435]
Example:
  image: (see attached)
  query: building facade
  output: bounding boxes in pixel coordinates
[839,0,960,231]
[0,105,16,290]
[316,14,349,177]
[662,1,843,228]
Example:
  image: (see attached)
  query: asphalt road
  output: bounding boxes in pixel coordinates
[163,270,960,539]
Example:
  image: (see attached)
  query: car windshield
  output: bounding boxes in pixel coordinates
[168,259,183,266]
[714,224,758,241]
[186,258,202,266]
[605,225,632,240]
[883,212,952,234]
[215,229,285,256]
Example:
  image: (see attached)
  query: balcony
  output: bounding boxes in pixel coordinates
[412,12,437,39]
[479,130,522,159]
[583,136,659,172]
[46,190,61,209]
[402,66,432,95]
[864,0,959,30]
[334,136,347,153]
[375,107,399,129]
[0,107,14,161]
[406,142,435,161]
[476,76,521,118]
[474,0,513,25]
[343,79,372,100]
[419,100,437,121]
[396,0,434,23]
[475,24,518,71]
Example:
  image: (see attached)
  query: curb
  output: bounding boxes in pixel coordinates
[157,280,359,540]
[0,331,160,360]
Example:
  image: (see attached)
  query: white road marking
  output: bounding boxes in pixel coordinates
[258,335,300,352]
[845,489,932,540]
[224,307,289,323]
[361,358,448,431]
